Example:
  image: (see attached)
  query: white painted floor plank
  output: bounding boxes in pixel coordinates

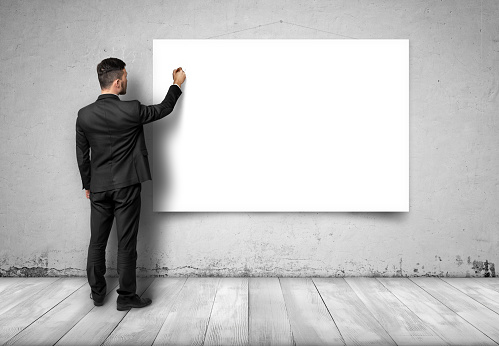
[102,277,186,346]
[0,277,58,317]
[280,278,344,346]
[379,278,495,345]
[152,277,220,346]
[345,277,446,346]
[477,278,499,293]
[249,278,294,346]
[442,277,499,314]
[0,278,86,344]
[6,278,119,346]
[204,278,249,346]
[411,277,499,343]
[0,278,24,295]
[314,278,396,346]
[56,277,154,346]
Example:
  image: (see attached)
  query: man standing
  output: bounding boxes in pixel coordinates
[76,58,186,310]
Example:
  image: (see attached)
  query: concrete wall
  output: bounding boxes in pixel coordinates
[1,0,498,277]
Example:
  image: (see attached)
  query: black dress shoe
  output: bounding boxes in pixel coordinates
[117,294,152,311]
[90,293,104,306]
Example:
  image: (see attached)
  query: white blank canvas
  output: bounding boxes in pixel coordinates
[153,39,408,212]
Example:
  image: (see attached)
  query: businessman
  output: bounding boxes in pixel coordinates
[76,57,186,310]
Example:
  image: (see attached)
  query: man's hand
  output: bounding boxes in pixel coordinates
[173,67,186,86]
[86,189,90,199]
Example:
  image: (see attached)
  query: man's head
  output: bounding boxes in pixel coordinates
[97,58,127,95]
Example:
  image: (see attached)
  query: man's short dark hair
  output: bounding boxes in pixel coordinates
[97,58,126,89]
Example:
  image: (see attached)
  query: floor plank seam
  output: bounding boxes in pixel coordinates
[478,280,499,294]
[149,278,187,346]
[5,278,87,346]
[100,278,155,346]
[311,278,347,346]
[437,278,499,345]
[358,278,398,345]
[55,282,121,346]
[200,278,221,346]
[408,277,499,344]
[246,278,249,346]
[277,277,297,346]
[376,277,450,345]
[440,278,499,317]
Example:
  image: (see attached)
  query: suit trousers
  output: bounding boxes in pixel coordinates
[87,183,141,300]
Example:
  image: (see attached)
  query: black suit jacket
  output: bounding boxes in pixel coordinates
[76,85,182,192]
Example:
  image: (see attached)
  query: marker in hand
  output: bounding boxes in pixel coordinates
[173,67,186,87]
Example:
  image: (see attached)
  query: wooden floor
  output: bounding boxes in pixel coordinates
[1,277,499,345]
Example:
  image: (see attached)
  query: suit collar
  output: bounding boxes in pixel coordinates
[97,94,120,101]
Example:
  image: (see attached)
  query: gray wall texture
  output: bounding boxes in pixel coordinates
[1,0,498,277]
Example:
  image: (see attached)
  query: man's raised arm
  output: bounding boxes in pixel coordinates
[138,67,186,125]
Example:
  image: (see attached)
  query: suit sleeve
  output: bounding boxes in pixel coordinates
[76,117,91,190]
[138,85,182,125]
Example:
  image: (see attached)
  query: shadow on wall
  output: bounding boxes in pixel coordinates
[130,78,185,276]
[153,84,185,205]
[346,212,410,221]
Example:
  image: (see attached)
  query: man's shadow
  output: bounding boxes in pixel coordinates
[143,81,186,277]
[105,78,185,278]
